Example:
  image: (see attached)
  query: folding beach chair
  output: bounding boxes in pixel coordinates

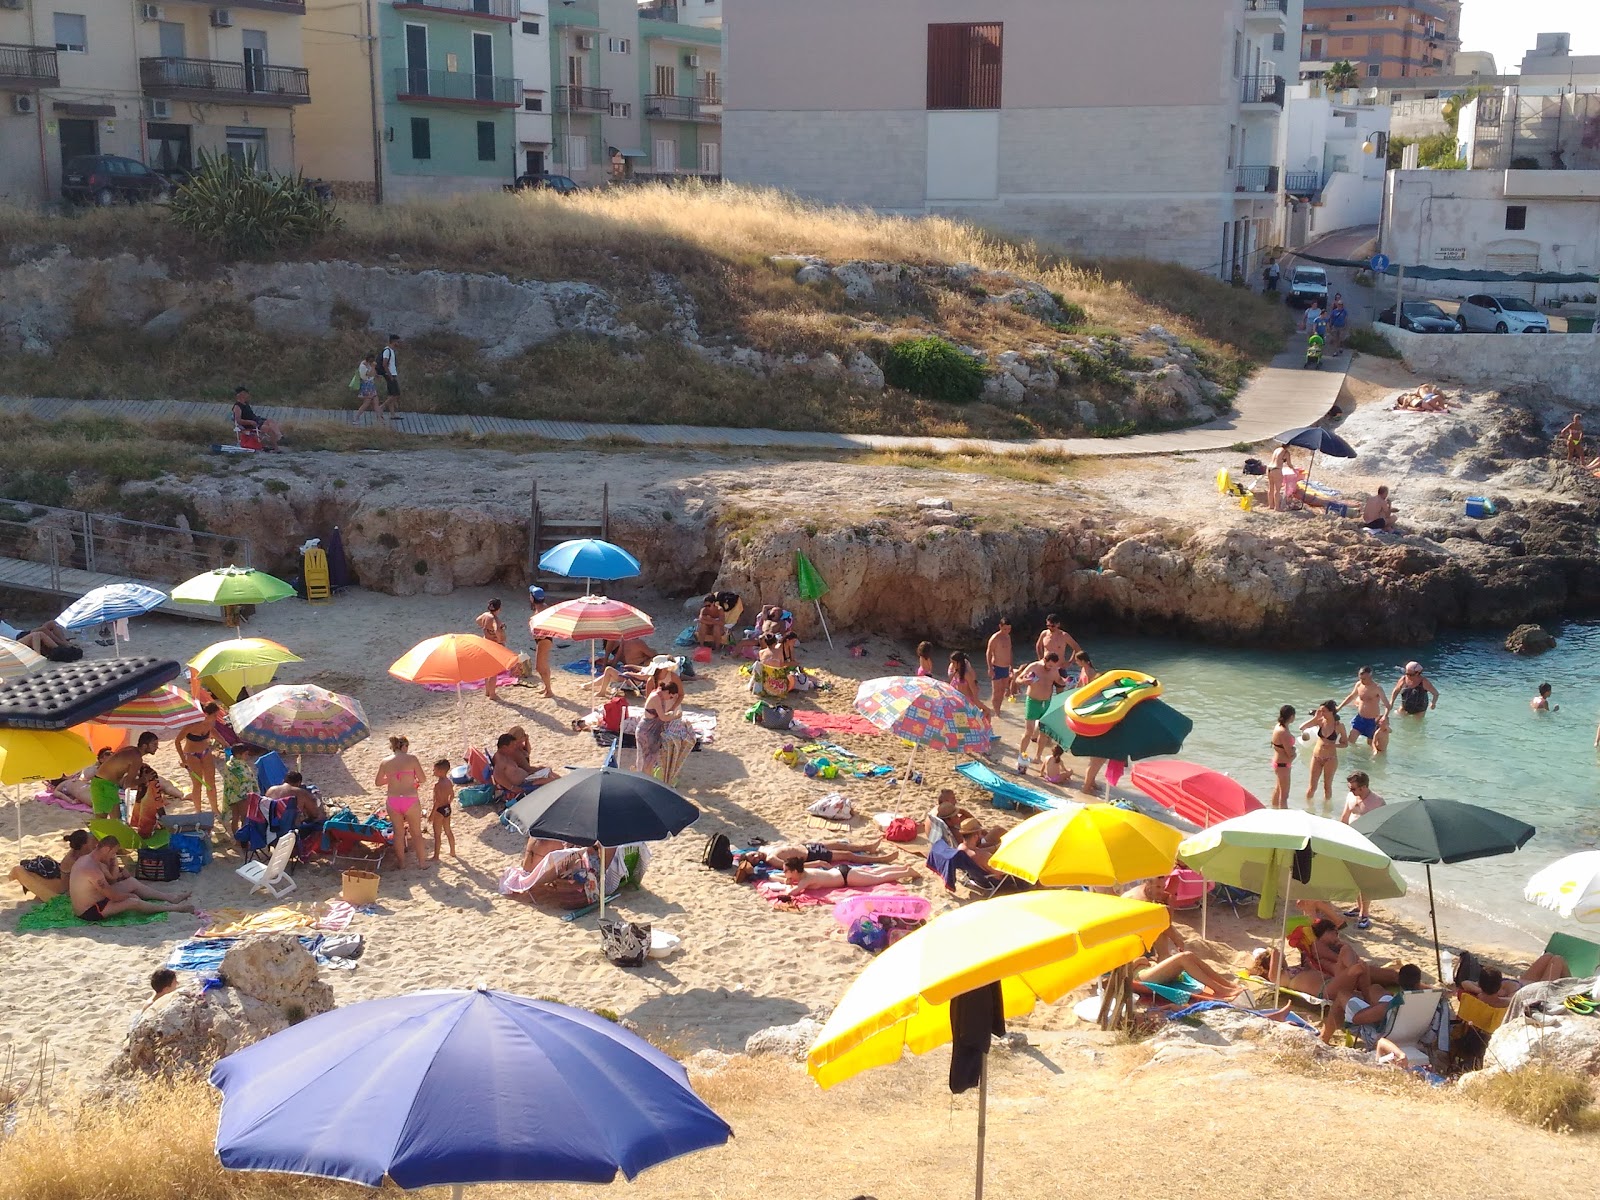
[1377,991,1448,1070]
[924,811,1011,897]
[237,831,297,899]
[1450,991,1508,1072]
[955,761,1068,813]
[1544,931,1600,980]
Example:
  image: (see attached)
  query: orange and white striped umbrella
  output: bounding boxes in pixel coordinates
[528,596,654,643]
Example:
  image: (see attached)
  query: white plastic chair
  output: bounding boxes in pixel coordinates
[237,831,297,898]
[1379,990,1445,1068]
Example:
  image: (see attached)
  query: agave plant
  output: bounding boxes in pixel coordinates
[169,149,340,259]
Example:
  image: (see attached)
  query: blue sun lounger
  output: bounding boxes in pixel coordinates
[956,761,1069,812]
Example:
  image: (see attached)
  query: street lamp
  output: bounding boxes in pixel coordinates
[1361,131,1388,156]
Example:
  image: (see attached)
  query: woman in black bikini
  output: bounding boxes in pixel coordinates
[1299,700,1347,812]
[1270,705,1297,810]
[175,702,223,818]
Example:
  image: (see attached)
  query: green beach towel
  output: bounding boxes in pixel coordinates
[16,893,170,931]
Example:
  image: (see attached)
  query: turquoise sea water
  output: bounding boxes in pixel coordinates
[1063,622,1600,954]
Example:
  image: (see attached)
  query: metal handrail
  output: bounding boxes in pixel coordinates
[0,499,252,588]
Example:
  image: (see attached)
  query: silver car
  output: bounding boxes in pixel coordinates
[1455,294,1549,334]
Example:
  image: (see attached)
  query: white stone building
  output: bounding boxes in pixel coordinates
[724,0,1302,282]
[512,2,553,177]
[1280,87,1390,247]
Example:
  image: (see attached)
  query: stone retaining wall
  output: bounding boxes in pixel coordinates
[1374,323,1600,402]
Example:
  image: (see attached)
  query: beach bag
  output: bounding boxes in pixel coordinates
[171,832,211,874]
[807,794,852,821]
[884,816,918,842]
[599,917,651,968]
[760,704,794,731]
[19,855,59,879]
[136,844,181,883]
[601,695,628,733]
[701,832,733,870]
[348,370,361,391]
[457,783,496,808]
[848,916,889,953]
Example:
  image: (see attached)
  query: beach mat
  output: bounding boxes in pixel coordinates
[756,881,910,909]
[794,713,881,737]
[16,893,169,930]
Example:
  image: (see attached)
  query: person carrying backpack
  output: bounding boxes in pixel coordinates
[379,333,403,420]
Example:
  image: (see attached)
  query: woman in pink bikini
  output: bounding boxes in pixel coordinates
[375,734,427,869]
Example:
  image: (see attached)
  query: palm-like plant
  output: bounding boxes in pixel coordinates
[1324,59,1359,91]
[169,150,340,260]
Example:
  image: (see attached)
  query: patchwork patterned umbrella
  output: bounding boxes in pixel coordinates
[92,684,204,736]
[227,684,369,757]
[854,675,992,778]
[0,637,45,684]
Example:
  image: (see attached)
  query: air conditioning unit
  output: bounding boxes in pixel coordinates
[145,97,171,119]
[139,3,162,19]
[682,53,699,68]
[12,93,36,115]
[574,33,594,50]
[210,7,233,26]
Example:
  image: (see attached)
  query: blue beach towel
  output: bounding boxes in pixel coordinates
[1167,1000,1318,1034]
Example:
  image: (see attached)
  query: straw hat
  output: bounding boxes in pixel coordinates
[959,817,982,835]
[646,655,680,673]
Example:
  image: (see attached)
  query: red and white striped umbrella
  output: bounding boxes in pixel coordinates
[529,595,655,643]
[93,684,205,735]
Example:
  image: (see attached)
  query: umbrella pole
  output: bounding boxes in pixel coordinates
[814,600,834,650]
[456,682,465,756]
[1201,873,1208,942]
[596,842,606,920]
[1427,863,1443,984]
[1274,863,1292,1007]
[974,1052,988,1200]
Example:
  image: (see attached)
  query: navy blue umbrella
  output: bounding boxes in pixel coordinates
[1276,426,1356,502]
[212,989,731,1194]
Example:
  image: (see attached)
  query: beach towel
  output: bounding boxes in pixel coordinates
[16,893,169,930]
[165,933,362,974]
[194,904,315,939]
[562,659,598,676]
[794,713,881,737]
[1167,1000,1318,1035]
[314,900,358,931]
[34,789,91,813]
[756,881,909,909]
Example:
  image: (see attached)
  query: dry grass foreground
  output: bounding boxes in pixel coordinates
[0,185,1288,438]
[4,1049,1599,1200]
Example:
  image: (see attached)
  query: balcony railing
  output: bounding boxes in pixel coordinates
[395,68,519,107]
[555,85,611,113]
[1234,165,1279,193]
[0,43,60,89]
[392,0,516,21]
[140,57,310,105]
[1241,73,1285,107]
[1244,0,1288,17]
[1284,170,1323,196]
[643,94,719,123]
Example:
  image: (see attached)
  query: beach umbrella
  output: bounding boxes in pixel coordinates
[171,566,296,637]
[1276,424,1356,499]
[1129,760,1264,829]
[388,634,522,750]
[1040,696,1193,787]
[504,767,699,919]
[529,595,656,678]
[211,988,731,1195]
[0,637,45,684]
[1179,808,1404,1002]
[0,727,95,843]
[227,684,369,759]
[74,721,129,755]
[56,583,167,655]
[537,539,641,594]
[854,675,992,778]
[1525,852,1600,925]
[1355,798,1535,980]
[91,683,203,736]
[988,803,1182,888]
[189,637,302,704]
[808,891,1168,1199]
[794,551,833,649]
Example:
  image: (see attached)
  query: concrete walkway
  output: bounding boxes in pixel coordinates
[0,346,1347,459]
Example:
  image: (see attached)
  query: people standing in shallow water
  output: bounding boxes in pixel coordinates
[1270,705,1297,809]
[1390,661,1438,716]
[1300,700,1347,810]
[1338,665,1389,755]
[1532,683,1557,713]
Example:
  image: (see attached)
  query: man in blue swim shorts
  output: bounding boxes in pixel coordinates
[985,617,1013,712]
[1338,665,1388,755]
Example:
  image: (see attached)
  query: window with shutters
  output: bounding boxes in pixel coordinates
[926,23,1002,110]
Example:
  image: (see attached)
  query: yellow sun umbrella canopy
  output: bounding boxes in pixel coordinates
[0,727,95,785]
[189,637,302,703]
[806,891,1168,1090]
[988,803,1183,889]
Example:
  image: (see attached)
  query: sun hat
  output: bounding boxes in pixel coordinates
[646,655,679,673]
[1405,661,1423,673]
[528,586,545,599]
[959,817,982,835]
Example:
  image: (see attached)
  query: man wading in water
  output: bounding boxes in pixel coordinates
[1338,665,1391,755]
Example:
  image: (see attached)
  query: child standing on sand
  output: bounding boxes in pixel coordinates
[430,758,456,861]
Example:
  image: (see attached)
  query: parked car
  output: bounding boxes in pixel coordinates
[1377,301,1460,334]
[1288,265,1330,310]
[508,172,582,195]
[61,155,172,206]
[1455,293,1549,333]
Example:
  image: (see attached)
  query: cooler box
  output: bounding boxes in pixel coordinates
[1465,497,1497,519]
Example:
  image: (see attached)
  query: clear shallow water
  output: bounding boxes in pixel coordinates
[1076,623,1600,955]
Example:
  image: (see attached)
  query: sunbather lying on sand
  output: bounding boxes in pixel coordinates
[1394,383,1451,412]
[746,839,896,868]
[1133,951,1242,1000]
[771,856,915,903]
[1249,946,1336,999]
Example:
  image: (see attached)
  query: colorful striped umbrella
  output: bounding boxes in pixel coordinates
[0,637,46,684]
[854,675,992,778]
[93,684,204,735]
[528,596,655,643]
[227,684,369,757]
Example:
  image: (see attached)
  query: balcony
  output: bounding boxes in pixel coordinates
[1284,170,1323,197]
[643,94,718,123]
[394,67,519,107]
[555,85,611,113]
[0,43,59,90]
[140,57,310,105]
[1234,165,1279,193]
[392,0,516,22]
[1244,0,1288,28]
[1240,73,1285,108]
[163,0,307,11]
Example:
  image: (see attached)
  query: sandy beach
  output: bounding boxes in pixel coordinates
[0,582,1543,1095]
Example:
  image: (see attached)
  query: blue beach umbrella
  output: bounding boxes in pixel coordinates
[538,539,641,594]
[56,583,168,656]
[211,988,731,1195]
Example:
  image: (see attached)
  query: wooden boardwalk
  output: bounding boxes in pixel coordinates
[0,554,225,620]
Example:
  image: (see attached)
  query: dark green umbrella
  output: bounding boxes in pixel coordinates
[1040,695,1193,764]
[1354,798,1536,981]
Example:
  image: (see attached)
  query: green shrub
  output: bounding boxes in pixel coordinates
[1055,299,1089,328]
[169,150,340,259]
[882,336,985,403]
[1343,328,1402,359]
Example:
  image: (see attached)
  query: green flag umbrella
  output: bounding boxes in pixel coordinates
[794,551,833,648]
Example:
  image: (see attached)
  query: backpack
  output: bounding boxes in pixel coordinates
[701,832,733,870]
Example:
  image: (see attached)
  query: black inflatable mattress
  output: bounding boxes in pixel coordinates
[0,657,183,730]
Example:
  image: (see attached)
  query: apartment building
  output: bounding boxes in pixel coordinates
[512,3,551,176]
[549,0,719,186]
[1301,0,1460,81]
[0,0,310,204]
[1281,87,1390,247]
[298,0,520,200]
[725,0,1299,281]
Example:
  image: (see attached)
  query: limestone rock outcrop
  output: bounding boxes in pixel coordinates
[1505,623,1557,655]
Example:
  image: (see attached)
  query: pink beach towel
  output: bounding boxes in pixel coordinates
[35,790,91,813]
[797,713,882,737]
[756,881,911,909]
